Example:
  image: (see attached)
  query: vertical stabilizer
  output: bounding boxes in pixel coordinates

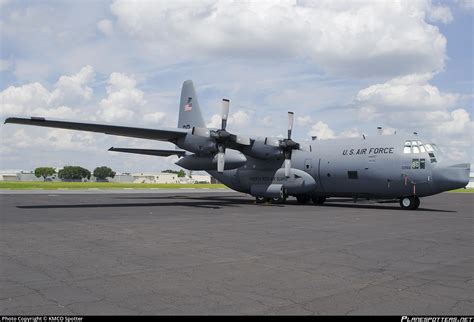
[178,80,205,129]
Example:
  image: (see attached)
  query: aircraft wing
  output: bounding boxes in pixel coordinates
[4,117,188,142]
[108,147,188,157]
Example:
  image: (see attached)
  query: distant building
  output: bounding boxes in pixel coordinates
[190,174,211,184]
[0,170,213,184]
[132,172,180,184]
[108,173,134,183]
[0,173,18,181]
[468,172,474,188]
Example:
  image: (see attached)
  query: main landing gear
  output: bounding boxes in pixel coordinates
[296,195,310,204]
[399,196,420,210]
[255,196,287,204]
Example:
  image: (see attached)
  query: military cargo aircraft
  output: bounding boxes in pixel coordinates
[5,80,470,209]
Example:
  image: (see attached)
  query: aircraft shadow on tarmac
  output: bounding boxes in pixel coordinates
[16,196,456,212]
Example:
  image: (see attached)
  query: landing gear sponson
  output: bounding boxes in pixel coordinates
[257,194,421,210]
[256,195,327,205]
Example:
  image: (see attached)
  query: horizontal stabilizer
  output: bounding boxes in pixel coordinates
[108,147,188,157]
[5,117,188,142]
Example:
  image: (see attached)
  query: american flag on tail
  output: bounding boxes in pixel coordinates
[184,97,193,111]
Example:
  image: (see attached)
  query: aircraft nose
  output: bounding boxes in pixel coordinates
[432,163,470,192]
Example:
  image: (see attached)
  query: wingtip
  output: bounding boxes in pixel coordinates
[108,147,114,151]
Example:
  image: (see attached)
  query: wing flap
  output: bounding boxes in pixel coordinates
[5,117,188,142]
[108,147,188,157]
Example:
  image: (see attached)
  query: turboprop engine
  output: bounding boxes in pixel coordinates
[175,149,247,170]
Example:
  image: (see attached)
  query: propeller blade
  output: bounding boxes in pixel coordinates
[284,159,291,177]
[217,151,225,173]
[221,99,230,130]
[192,127,210,137]
[288,111,294,139]
[235,135,251,146]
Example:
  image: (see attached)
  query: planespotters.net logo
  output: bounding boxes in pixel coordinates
[402,317,473,322]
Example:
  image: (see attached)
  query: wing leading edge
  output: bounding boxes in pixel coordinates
[108,147,188,157]
[4,117,188,142]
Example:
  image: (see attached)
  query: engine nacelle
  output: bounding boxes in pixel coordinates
[176,149,247,170]
[242,139,283,160]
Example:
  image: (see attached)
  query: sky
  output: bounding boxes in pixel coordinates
[0,0,473,174]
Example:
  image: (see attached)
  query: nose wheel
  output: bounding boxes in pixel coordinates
[399,196,420,210]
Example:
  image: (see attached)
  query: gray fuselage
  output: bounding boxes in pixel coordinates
[208,135,469,199]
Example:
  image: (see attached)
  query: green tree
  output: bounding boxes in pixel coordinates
[34,167,56,181]
[93,166,116,181]
[163,169,186,177]
[163,169,179,174]
[58,166,91,181]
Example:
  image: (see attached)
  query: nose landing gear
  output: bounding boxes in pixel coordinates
[399,196,420,210]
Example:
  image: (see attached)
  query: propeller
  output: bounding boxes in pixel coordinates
[192,98,251,173]
[265,111,300,177]
[214,99,230,173]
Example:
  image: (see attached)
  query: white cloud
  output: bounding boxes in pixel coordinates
[263,116,273,127]
[296,115,313,126]
[206,110,250,129]
[354,74,472,163]
[0,82,52,116]
[427,5,453,24]
[97,72,145,122]
[339,128,362,138]
[2,128,97,152]
[207,114,221,128]
[230,110,249,126]
[356,73,458,111]
[97,19,114,36]
[0,66,95,118]
[308,121,336,139]
[437,109,473,135]
[456,0,474,10]
[143,112,166,124]
[111,0,448,77]
[50,65,95,104]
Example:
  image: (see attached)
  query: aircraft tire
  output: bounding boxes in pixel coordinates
[255,196,266,203]
[311,196,326,205]
[271,196,287,204]
[296,196,310,204]
[399,196,420,210]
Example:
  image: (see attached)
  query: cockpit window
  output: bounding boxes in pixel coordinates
[403,141,411,153]
[404,140,430,154]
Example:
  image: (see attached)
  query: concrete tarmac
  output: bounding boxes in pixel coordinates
[0,191,473,315]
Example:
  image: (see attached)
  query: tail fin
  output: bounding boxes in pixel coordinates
[178,80,205,129]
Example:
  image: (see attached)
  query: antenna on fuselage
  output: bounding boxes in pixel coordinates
[377,126,382,135]
[311,136,317,141]
[362,134,366,140]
